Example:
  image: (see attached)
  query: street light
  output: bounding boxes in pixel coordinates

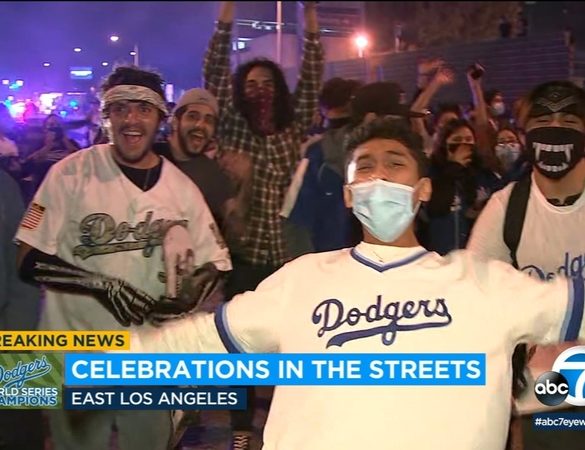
[43,62,51,67]
[109,35,139,66]
[74,47,82,53]
[132,44,139,66]
[354,34,369,58]
[101,62,109,67]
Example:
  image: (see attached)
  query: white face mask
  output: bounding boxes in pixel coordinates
[495,142,521,171]
[349,179,418,243]
[491,102,506,116]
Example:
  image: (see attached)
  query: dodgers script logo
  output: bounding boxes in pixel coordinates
[0,356,52,389]
[312,295,452,348]
[73,211,189,259]
[521,252,585,281]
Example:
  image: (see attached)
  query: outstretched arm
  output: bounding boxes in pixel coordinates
[18,244,155,327]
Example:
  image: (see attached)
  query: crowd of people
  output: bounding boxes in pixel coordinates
[1,1,584,450]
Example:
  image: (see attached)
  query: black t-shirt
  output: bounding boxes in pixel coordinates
[117,157,162,192]
[154,142,236,225]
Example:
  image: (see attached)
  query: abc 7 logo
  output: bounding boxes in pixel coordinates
[534,346,585,407]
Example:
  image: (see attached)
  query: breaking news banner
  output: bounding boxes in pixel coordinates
[0,331,130,351]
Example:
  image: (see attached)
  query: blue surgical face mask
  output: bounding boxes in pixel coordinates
[349,179,418,243]
[491,102,506,116]
[495,142,521,171]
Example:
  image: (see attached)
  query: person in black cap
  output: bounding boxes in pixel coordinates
[349,81,425,127]
[469,80,585,450]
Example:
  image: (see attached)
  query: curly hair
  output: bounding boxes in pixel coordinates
[100,66,166,101]
[345,117,428,178]
[232,58,294,132]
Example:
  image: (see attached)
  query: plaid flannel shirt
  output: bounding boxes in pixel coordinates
[204,21,324,267]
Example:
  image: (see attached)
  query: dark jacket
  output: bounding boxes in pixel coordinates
[286,124,361,256]
[421,161,500,255]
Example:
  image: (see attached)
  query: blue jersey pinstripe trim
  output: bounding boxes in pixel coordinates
[214,304,245,353]
[350,248,429,273]
[562,277,584,342]
[560,281,574,341]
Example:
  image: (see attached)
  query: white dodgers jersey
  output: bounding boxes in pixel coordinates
[468,173,585,414]
[132,243,583,450]
[16,144,231,331]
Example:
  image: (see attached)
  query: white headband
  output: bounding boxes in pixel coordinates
[101,84,168,116]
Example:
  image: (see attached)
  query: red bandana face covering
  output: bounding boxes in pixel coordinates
[246,86,275,136]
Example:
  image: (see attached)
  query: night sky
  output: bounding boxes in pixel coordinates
[1,1,583,96]
[0,1,295,94]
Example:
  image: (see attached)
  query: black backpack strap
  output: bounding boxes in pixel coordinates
[502,175,533,402]
[503,175,532,269]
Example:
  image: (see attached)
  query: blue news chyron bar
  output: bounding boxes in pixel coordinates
[64,353,486,386]
[64,387,247,410]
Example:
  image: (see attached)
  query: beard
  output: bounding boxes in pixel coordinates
[110,124,157,165]
[178,124,210,157]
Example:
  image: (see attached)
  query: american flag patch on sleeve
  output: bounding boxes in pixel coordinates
[21,202,46,230]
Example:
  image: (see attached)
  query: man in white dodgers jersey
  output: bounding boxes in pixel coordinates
[130,117,584,450]
[468,80,585,448]
[14,66,231,450]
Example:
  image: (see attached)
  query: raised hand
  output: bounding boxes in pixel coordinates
[218,1,235,24]
[418,58,445,77]
[433,67,455,87]
[466,63,485,86]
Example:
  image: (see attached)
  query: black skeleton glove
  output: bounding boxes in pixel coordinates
[21,249,156,327]
[148,262,221,325]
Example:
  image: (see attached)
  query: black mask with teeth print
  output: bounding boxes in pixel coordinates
[525,127,584,179]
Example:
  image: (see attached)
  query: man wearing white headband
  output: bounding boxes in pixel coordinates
[14,66,232,450]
